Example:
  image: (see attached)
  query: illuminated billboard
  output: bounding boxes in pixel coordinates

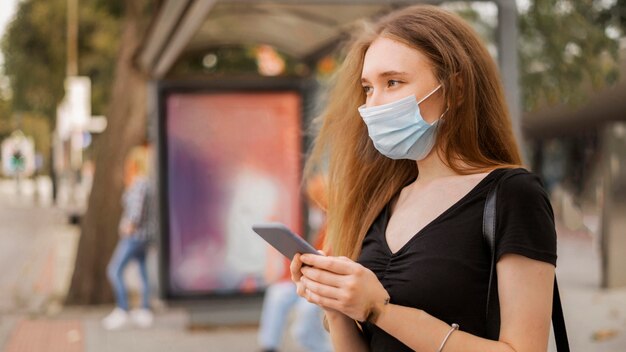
[160,86,303,298]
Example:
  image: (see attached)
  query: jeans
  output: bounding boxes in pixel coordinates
[258,281,332,352]
[106,237,150,311]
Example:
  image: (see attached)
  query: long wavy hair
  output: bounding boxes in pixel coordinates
[306,5,522,259]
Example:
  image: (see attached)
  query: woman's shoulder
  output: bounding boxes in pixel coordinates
[497,167,542,185]
[493,168,557,265]
[496,167,550,203]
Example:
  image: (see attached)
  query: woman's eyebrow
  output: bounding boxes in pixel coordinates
[361,71,409,83]
[380,70,409,77]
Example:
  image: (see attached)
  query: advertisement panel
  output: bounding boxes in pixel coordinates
[162,89,303,297]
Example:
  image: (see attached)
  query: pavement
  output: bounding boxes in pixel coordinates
[0,178,306,352]
[0,177,625,351]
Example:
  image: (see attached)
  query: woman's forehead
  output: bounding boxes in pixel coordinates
[361,37,432,79]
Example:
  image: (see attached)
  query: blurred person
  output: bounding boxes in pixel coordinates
[258,175,332,352]
[291,5,562,352]
[102,145,155,330]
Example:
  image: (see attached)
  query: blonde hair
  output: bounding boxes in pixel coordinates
[124,145,150,185]
[306,5,522,259]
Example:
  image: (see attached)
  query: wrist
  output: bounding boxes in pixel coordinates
[325,309,348,322]
[366,289,390,325]
[324,310,353,332]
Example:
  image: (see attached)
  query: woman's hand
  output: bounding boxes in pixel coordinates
[293,253,389,322]
[120,221,136,238]
[291,252,343,320]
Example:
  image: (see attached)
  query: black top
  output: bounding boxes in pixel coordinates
[357,168,557,351]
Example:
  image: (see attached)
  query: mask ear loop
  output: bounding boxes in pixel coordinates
[417,84,442,105]
[438,105,450,121]
[419,84,447,125]
[429,106,449,129]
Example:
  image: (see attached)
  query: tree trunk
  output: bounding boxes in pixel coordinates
[65,2,149,305]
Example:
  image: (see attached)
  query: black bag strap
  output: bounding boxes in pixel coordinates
[483,174,570,351]
[483,180,500,339]
[552,279,570,350]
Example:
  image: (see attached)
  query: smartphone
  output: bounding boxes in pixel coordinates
[252,222,320,260]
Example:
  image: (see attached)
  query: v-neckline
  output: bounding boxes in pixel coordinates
[382,168,503,257]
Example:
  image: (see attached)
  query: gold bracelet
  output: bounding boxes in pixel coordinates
[437,323,459,352]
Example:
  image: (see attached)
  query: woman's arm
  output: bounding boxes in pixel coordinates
[298,253,555,352]
[291,254,369,352]
[325,310,370,352]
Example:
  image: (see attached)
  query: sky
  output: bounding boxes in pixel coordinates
[0,0,18,45]
[0,0,18,72]
[0,0,17,97]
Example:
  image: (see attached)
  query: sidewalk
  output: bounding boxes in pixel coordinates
[0,178,625,351]
[0,179,305,352]
[1,308,265,352]
[556,232,626,351]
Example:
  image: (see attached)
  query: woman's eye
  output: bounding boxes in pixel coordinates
[362,86,373,94]
[387,80,401,87]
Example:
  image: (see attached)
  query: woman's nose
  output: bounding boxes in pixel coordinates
[367,91,385,107]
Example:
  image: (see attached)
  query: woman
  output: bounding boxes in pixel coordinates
[291,5,557,352]
[102,145,154,330]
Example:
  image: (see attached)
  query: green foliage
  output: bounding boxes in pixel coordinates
[1,0,67,119]
[446,1,620,112]
[598,0,626,32]
[519,0,620,111]
[0,97,12,137]
[1,0,120,120]
[77,2,120,115]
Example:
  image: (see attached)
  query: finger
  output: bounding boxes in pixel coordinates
[296,282,306,297]
[301,266,344,288]
[305,287,343,312]
[302,276,343,300]
[290,254,303,281]
[300,254,354,275]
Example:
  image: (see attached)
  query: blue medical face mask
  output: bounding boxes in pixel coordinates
[358,85,444,161]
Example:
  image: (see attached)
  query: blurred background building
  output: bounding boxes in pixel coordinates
[524,37,626,289]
